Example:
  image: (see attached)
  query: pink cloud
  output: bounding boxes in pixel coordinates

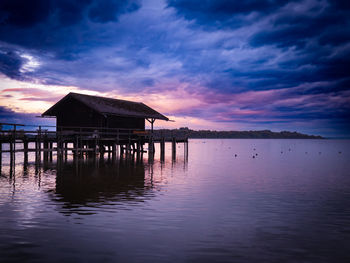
[19,96,62,102]
[2,87,55,97]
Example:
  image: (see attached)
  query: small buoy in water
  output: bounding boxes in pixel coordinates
[256,153,258,156]
[281,151,283,154]
[253,155,255,158]
[339,151,342,154]
[253,148,256,151]
[234,154,237,157]
[289,148,291,151]
[305,152,308,154]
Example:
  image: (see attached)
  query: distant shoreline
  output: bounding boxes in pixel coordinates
[187,137,326,139]
[153,128,324,139]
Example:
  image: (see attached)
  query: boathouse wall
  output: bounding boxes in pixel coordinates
[106,115,145,130]
[56,97,104,128]
[55,96,145,130]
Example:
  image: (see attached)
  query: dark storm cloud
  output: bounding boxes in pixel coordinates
[0,47,25,79]
[0,0,142,81]
[250,1,350,49]
[88,0,141,23]
[0,0,141,52]
[167,0,291,28]
[168,0,287,15]
[0,0,51,27]
[0,0,141,27]
[167,0,350,102]
[0,0,91,32]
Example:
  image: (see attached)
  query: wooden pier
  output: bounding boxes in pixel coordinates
[0,123,189,166]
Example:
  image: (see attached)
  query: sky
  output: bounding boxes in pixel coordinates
[0,0,349,137]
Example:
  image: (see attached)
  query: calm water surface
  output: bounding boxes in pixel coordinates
[1,139,349,262]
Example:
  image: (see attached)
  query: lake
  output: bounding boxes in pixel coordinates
[0,139,349,263]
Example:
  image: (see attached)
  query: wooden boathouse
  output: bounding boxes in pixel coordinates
[0,92,188,165]
[42,92,169,131]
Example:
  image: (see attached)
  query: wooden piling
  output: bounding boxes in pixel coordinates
[13,125,16,155]
[0,142,2,171]
[120,144,124,156]
[172,137,176,160]
[112,142,117,161]
[10,152,14,176]
[135,142,140,161]
[99,144,105,157]
[149,136,155,154]
[23,140,28,152]
[11,137,15,163]
[43,140,49,162]
[38,126,41,154]
[24,149,28,166]
[35,141,41,164]
[64,142,68,160]
[95,137,98,155]
[0,126,2,172]
[49,142,53,161]
[148,136,154,160]
[57,140,61,159]
[160,137,165,161]
[23,152,28,174]
[75,136,79,156]
[107,145,111,160]
[9,140,13,155]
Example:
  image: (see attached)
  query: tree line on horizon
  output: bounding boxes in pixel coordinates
[152,127,323,139]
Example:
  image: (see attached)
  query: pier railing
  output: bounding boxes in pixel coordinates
[0,123,148,139]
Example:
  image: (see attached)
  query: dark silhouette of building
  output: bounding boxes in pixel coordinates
[42,92,168,130]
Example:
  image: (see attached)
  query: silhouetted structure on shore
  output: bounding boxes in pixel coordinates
[0,93,188,167]
[42,92,168,131]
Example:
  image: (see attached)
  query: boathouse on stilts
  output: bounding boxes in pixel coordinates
[0,92,188,168]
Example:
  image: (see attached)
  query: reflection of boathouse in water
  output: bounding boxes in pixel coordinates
[1,148,188,215]
[53,159,151,211]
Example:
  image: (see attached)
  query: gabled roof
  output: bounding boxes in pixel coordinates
[42,92,169,121]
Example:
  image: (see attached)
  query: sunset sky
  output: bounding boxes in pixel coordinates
[0,0,349,137]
